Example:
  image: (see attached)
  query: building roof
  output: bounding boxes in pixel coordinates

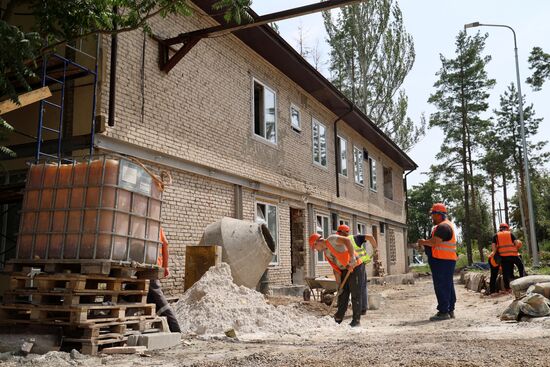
[192,1,417,171]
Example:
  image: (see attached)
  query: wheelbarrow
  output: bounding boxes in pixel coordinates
[303,277,338,306]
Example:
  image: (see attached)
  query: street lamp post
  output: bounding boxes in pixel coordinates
[464,22,539,267]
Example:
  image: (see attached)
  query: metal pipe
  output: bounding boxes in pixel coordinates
[108,6,118,127]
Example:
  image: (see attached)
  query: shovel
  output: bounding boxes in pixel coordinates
[326,269,352,315]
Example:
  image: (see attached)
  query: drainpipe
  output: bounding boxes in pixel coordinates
[107,6,118,127]
[403,168,416,273]
[333,104,354,197]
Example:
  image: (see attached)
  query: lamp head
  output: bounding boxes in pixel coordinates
[464,22,480,30]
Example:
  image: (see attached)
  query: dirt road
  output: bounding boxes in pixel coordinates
[4,275,550,366]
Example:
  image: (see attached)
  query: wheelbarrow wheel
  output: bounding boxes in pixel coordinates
[303,288,311,301]
[321,290,334,306]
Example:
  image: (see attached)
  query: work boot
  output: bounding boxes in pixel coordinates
[429,312,451,321]
[449,311,455,319]
[334,315,343,324]
[361,310,367,316]
[349,320,360,327]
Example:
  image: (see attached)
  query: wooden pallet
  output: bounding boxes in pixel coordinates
[0,303,155,324]
[61,335,129,355]
[9,274,149,293]
[4,259,163,279]
[63,316,169,339]
[3,289,148,306]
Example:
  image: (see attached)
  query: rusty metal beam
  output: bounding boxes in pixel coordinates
[159,0,362,73]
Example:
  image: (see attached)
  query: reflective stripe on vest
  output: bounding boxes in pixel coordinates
[324,237,362,271]
[349,235,371,264]
[497,231,518,257]
[431,219,457,261]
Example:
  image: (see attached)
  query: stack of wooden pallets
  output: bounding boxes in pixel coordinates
[0,259,169,355]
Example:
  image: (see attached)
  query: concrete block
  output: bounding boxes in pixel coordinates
[269,285,306,297]
[127,335,139,347]
[136,332,181,350]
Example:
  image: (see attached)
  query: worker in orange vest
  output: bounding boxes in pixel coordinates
[417,203,457,321]
[336,224,378,315]
[309,232,363,327]
[487,252,502,295]
[491,223,525,291]
[147,227,181,332]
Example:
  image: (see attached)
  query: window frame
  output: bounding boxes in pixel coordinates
[312,118,328,168]
[357,222,367,235]
[337,135,348,177]
[369,157,377,192]
[252,78,277,145]
[255,201,279,265]
[290,103,301,132]
[353,145,364,186]
[315,213,330,263]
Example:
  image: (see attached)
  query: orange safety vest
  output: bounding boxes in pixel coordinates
[431,219,457,261]
[157,228,168,267]
[496,231,518,257]
[488,254,498,268]
[324,237,362,274]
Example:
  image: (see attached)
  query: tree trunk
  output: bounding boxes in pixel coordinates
[460,90,472,264]
[502,172,509,224]
[490,173,496,233]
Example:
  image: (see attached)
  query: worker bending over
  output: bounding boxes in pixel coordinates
[336,224,378,315]
[309,232,363,327]
[491,223,525,291]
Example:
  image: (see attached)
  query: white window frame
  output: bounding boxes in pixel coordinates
[357,222,367,235]
[290,103,301,132]
[339,218,350,228]
[369,157,377,191]
[252,78,277,144]
[315,214,329,263]
[337,135,348,177]
[353,146,364,186]
[256,201,279,264]
[312,118,328,168]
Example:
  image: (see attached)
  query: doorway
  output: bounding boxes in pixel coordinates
[290,208,305,285]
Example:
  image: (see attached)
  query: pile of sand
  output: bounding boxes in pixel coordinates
[173,263,340,337]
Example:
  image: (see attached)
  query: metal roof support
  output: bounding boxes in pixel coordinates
[159,0,362,73]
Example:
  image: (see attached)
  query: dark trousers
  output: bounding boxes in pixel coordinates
[147,279,181,332]
[359,264,368,313]
[428,257,456,313]
[489,262,500,294]
[334,264,363,323]
[501,256,525,289]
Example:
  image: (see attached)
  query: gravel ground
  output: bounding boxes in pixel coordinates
[3,275,550,367]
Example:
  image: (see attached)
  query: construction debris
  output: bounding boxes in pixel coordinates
[173,263,341,338]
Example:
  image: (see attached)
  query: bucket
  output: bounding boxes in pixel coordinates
[198,217,275,288]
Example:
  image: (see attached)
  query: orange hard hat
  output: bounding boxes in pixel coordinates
[309,233,322,249]
[499,223,509,230]
[430,203,447,214]
[337,224,350,233]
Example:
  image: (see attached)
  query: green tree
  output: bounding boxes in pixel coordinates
[493,83,549,255]
[527,47,550,91]
[428,31,495,265]
[407,178,442,243]
[0,0,252,158]
[323,1,424,151]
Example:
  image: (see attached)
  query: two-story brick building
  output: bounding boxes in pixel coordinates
[1,1,416,295]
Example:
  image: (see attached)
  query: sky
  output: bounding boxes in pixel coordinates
[252,1,550,201]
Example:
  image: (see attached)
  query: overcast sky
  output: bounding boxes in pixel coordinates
[253,1,550,196]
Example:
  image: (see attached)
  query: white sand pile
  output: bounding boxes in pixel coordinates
[174,263,340,337]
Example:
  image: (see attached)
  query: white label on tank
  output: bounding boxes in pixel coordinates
[121,166,138,185]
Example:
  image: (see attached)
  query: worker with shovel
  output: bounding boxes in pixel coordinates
[336,224,378,315]
[309,233,363,327]
[491,223,525,291]
[417,203,457,321]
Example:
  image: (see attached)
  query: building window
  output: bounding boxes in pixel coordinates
[369,157,377,191]
[383,166,393,200]
[338,136,348,177]
[357,222,367,235]
[290,104,301,131]
[388,228,396,264]
[339,218,350,228]
[256,202,278,264]
[253,80,277,144]
[316,214,329,262]
[312,118,327,167]
[353,146,364,185]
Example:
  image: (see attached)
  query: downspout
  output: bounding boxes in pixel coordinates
[107,6,118,127]
[333,103,354,197]
[403,168,416,273]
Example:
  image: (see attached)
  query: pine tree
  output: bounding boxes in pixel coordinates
[527,47,550,91]
[323,1,423,151]
[428,31,495,265]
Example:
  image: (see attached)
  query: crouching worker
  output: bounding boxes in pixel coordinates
[488,252,501,295]
[309,233,363,327]
[147,228,181,332]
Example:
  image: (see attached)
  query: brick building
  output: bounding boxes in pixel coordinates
[1,1,416,295]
